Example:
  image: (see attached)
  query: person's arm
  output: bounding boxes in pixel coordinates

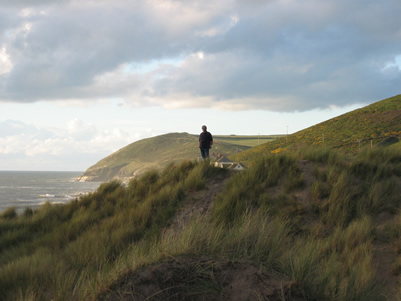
[210,133,213,146]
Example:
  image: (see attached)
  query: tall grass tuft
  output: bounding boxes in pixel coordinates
[321,170,360,227]
[212,153,300,224]
[297,146,342,166]
[0,207,17,219]
[278,216,380,300]
[158,210,292,269]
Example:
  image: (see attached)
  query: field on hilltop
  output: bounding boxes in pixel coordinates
[211,134,283,147]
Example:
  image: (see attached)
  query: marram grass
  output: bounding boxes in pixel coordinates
[0,146,400,300]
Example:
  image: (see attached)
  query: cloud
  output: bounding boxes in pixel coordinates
[0,0,65,6]
[0,0,400,111]
[0,119,36,137]
[67,118,98,141]
[0,119,158,170]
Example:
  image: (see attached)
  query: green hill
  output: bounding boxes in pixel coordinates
[232,94,401,164]
[79,132,251,182]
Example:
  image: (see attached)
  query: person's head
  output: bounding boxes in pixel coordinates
[202,125,207,132]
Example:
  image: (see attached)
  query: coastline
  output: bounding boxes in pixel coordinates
[0,171,101,213]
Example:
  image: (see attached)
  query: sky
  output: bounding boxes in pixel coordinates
[0,0,400,171]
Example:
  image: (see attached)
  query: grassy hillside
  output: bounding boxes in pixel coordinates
[80,132,250,182]
[232,94,401,164]
[211,134,283,147]
[1,146,401,300]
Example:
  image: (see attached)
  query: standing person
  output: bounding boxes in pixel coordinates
[199,125,213,159]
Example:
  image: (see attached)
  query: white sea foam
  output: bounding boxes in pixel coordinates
[39,194,56,198]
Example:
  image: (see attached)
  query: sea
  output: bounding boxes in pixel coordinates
[0,171,102,213]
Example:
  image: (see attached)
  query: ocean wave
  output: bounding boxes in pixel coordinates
[39,194,56,198]
[39,201,64,205]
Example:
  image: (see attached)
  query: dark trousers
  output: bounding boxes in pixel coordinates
[200,148,210,159]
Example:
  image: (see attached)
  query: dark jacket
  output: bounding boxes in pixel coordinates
[199,131,213,148]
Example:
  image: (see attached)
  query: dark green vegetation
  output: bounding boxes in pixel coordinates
[232,94,401,165]
[1,94,401,300]
[80,132,250,182]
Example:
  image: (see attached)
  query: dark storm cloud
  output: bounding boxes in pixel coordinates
[0,0,400,111]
